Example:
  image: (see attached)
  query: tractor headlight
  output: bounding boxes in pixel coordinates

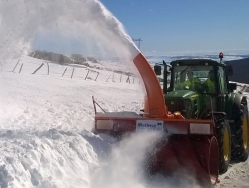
[183,99,192,118]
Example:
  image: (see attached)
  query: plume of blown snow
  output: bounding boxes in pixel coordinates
[90,131,201,188]
[0,0,139,63]
[90,131,160,188]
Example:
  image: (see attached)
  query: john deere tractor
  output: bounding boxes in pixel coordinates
[154,53,249,174]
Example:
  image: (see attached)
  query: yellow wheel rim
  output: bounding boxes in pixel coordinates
[223,128,230,161]
[242,115,248,149]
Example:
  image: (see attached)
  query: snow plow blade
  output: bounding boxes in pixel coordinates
[93,111,219,186]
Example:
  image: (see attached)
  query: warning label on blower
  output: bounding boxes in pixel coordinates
[136,120,164,131]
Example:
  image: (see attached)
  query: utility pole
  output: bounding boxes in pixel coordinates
[132,38,142,50]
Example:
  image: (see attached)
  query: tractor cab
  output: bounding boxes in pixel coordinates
[154,55,236,119]
[169,61,214,93]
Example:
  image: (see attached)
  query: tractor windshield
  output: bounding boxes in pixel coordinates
[173,65,215,93]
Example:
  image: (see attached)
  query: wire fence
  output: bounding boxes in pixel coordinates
[1,58,141,84]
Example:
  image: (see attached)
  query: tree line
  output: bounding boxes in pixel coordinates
[29,50,99,65]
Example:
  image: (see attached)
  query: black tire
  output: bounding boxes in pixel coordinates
[231,105,249,161]
[215,115,231,174]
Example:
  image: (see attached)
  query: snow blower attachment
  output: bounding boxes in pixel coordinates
[92,53,220,186]
[93,52,249,187]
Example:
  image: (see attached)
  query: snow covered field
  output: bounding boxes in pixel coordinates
[0,56,248,188]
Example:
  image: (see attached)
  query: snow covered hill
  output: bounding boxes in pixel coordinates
[0,56,249,188]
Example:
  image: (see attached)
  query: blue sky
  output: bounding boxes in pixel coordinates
[34,0,249,56]
[99,0,249,55]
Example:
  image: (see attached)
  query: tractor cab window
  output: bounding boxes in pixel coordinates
[173,65,216,93]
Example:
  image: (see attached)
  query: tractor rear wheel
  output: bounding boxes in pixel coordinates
[231,105,249,161]
[215,115,231,174]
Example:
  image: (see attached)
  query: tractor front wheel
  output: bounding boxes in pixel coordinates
[215,115,231,174]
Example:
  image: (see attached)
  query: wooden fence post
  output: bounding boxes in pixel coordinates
[120,73,122,82]
[126,75,130,83]
[95,72,99,81]
[85,70,90,80]
[32,63,44,74]
[62,68,67,77]
[112,73,115,82]
[19,63,23,73]
[47,62,50,75]
[71,68,75,79]
[106,75,111,82]
[12,59,20,72]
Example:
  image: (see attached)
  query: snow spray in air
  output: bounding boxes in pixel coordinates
[90,131,160,188]
[90,131,201,188]
[0,0,139,62]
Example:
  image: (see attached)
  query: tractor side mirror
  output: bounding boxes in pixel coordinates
[154,65,162,75]
[225,64,233,76]
[229,82,237,92]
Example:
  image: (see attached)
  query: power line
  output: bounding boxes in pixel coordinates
[132,38,142,50]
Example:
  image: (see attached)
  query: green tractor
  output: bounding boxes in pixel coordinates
[154,53,249,174]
